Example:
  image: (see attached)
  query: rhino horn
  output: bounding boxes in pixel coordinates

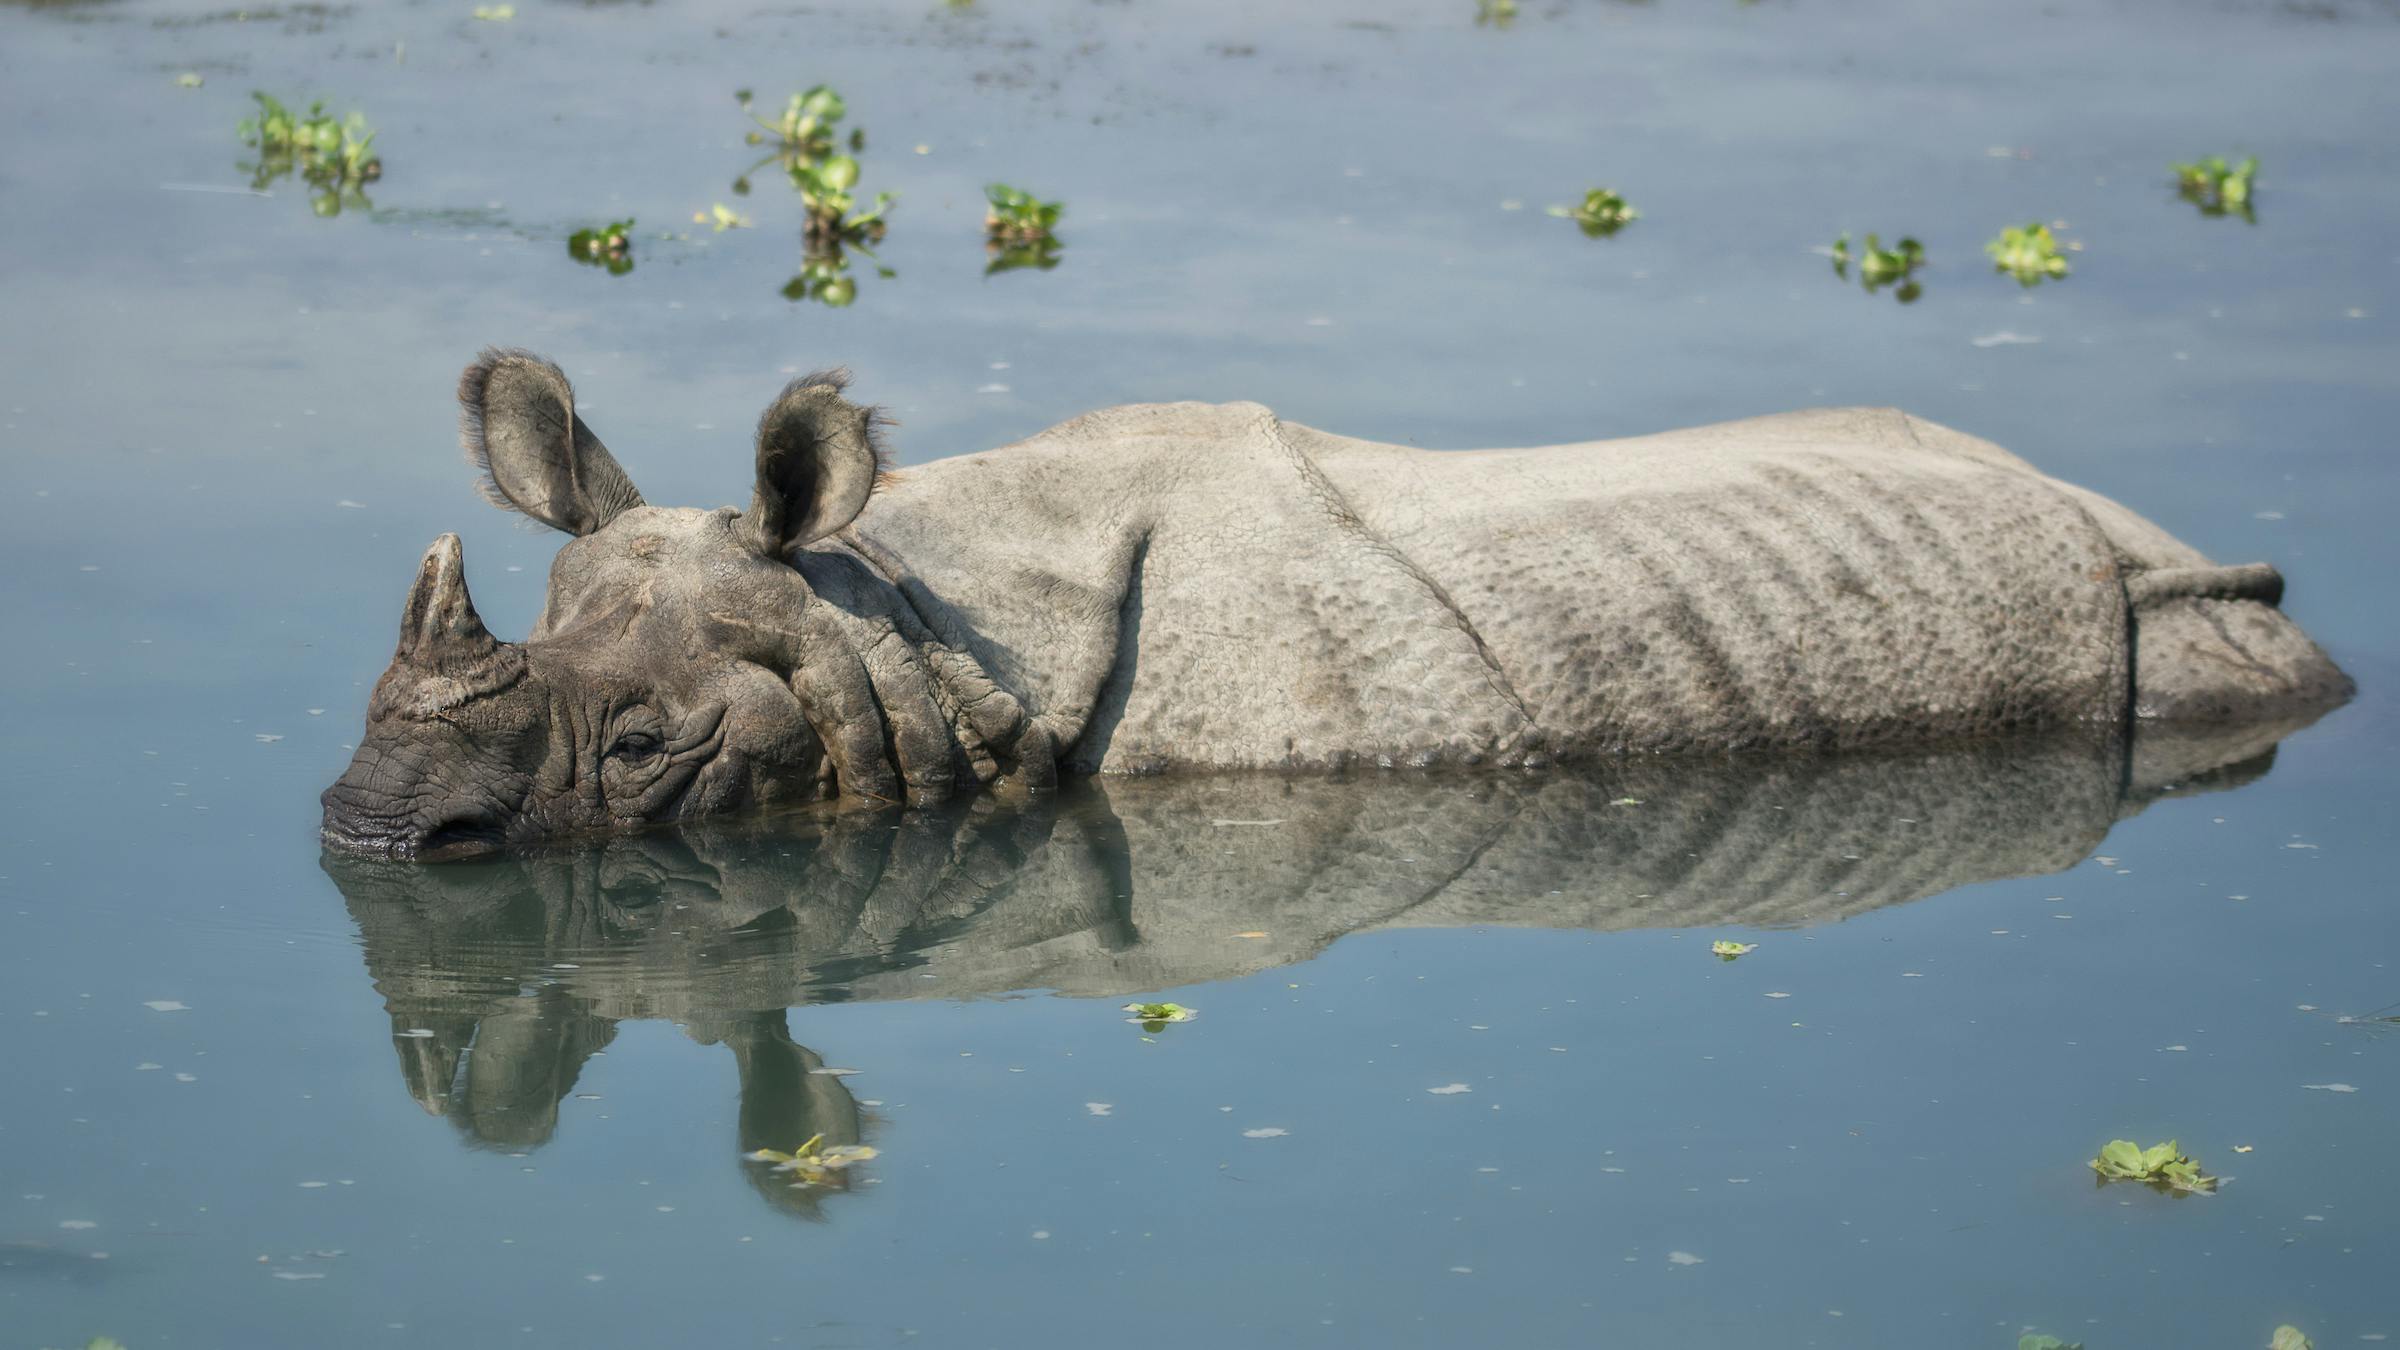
[395,533,504,673]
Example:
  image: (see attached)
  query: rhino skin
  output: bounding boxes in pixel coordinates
[319,349,2352,858]
[325,728,2294,1196]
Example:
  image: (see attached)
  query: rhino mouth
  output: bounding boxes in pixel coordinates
[319,802,508,862]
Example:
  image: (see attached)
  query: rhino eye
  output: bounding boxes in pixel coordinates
[607,730,663,762]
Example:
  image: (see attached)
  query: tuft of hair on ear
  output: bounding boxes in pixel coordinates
[772,367,900,489]
[457,345,550,516]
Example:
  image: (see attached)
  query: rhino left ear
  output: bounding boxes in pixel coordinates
[746,369,890,557]
[459,348,645,536]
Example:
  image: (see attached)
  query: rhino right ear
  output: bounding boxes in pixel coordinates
[458,348,645,536]
[744,369,891,557]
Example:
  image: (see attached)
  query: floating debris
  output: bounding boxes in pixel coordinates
[1710,941,1757,961]
[1426,1083,1473,1095]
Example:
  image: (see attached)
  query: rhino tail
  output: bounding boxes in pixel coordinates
[2125,560,2353,726]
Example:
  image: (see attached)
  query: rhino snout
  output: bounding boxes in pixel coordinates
[320,749,514,862]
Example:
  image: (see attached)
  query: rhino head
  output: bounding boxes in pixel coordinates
[321,350,1026,860]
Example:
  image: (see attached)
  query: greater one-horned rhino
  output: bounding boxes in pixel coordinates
[319,349,2352,858]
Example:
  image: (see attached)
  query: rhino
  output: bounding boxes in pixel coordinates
[319,348,2351,858]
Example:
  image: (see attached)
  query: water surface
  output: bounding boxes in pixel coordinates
[2,0,2395,1346]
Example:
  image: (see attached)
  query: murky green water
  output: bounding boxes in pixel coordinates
[3,0,2395,1346]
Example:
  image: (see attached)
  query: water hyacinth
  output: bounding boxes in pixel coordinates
[567,219,635,274]
[1986,221,2069,285]
[237,91,382,217]
[1124,1001,1196,1031]
[985,183,1066,274]
[2088,1138,2217,1193]
[2173,154,2259,220]
[1831,232,1926,302]
[1548,186,1639,238]
[747,1134,880,1188]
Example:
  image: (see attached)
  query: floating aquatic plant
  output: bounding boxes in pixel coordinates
[470,3,514,18]
[1711,940,1756,961]
[694,202,752,232]
[1124,1001,1196,1031]
[1476,0,1518,26]
[2173,154,2258,221]
[2270,1326,2313,1350]
[2088,1138,2217,1193]
[792,154,895,249]
[781,242,893,308]
[738,84,863,160]
[1830,232,1925,302]
[2019,1336,2082,1350]
[1548,187,1639,238]
[984,182,1064,274]
[747,1133,879,1188]
[237,91,382,216]
[567,219,634,274]
[1986,222,2069,286]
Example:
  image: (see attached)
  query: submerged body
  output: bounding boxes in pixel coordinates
[319,352,2350,857]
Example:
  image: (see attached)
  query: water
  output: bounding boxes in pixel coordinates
[2,0,2395,1345]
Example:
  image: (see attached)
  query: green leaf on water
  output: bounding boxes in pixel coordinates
[2172,153,2258,221]
[1985,221,2070,286]
[1550,186,1638,238]
[745,1133,879,1188]
[1123,1001,1196,1031]
[1711,940,1757,961]
[2019,1335,2082,1350]
[471,4,515,18]
[2269,1326,2313,1350]
[2089,1137,2217,1192]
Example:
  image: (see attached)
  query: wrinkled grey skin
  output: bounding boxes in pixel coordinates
[321,348,2352,858]
[326,727,2296,1204]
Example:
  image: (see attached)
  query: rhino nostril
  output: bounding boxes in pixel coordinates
[418,816,504,861]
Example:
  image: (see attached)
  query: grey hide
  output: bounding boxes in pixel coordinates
[319,350,2351,857]
[325,728,2292,1189]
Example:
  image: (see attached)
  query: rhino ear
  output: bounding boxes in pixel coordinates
[459,348,645,536]
[745,369,890,557]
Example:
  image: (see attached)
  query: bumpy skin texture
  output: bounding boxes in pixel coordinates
[319,351,2352,857]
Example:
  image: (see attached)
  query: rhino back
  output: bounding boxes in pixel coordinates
[849,401,1536,773]
[1291,407,2133,752]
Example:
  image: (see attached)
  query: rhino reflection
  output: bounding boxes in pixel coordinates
[328,719,2314,1216]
